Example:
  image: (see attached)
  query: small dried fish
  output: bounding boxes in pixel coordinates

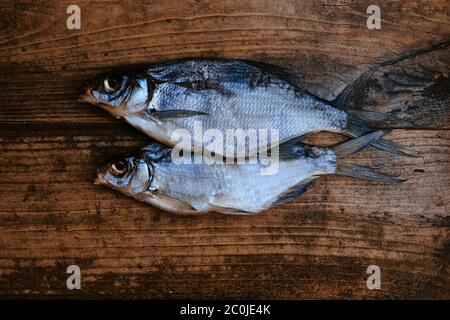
[95,131,402,214]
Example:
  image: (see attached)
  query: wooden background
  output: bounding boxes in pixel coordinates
[0,0,449,299]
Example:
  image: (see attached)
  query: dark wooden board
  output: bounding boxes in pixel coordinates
[0,0,449,299]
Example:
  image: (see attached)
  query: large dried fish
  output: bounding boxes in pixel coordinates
[79,58,416,158]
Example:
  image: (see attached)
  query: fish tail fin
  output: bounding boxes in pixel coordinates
[335,163,404,184]
[333,130,404,184]
[333,130,385,158]
[344,114,419,158]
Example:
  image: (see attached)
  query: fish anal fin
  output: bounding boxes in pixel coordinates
[209,205,254,215]
[272,178,315,206]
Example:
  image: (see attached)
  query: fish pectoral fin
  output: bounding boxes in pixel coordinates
[272,178,315,206]
[148,109,209,120]
[246,60,305,86]
[150,191,199,213]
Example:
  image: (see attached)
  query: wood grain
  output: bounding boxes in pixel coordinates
[0,0,449,299]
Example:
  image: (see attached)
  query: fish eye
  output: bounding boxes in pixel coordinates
[110,160,128,177]
[103,77,122,93]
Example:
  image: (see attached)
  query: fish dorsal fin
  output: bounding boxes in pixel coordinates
[272,178,315,206]
[244,60,305,87]
[141,143,172,161]
[147,58,306,89]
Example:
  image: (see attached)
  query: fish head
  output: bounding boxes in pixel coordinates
[95,154,153,196]
[79,71,152,118]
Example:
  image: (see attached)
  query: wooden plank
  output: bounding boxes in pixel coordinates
[0,125,448,298]
[0,0,449,125]
[0,0,449,299]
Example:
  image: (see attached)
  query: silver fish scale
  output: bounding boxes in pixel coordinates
[150,150,336,213]
[147,80,348,155]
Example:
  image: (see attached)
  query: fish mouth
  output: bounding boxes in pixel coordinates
[78,92,120,116]
[94,171,108,186]
[78,88,97,105]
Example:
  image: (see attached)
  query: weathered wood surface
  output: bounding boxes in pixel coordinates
[0,0,449,299]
